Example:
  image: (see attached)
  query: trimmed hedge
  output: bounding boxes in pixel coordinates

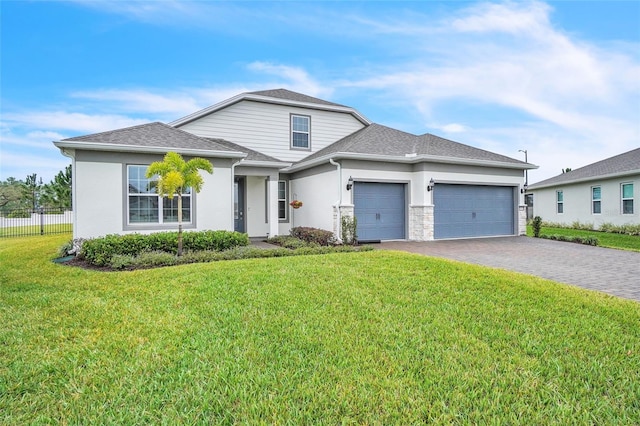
[106,245,374,270]
[539,234,599,246]
[533,219,640,236]
[290,227,335,246]
[81,230,249,266]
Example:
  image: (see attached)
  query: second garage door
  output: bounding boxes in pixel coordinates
[354,182,406,241]
[434,184,515,239]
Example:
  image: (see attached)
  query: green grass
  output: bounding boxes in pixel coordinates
[527,225,640,252]
[2,235,639,424]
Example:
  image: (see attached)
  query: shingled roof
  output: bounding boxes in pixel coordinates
[202,138,283,163]
[297,123,527,166]
[61,122,241,154]
[529,148,640,189]
[247,88,347,108]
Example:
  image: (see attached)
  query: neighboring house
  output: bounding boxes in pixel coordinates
[527,148,640,228]
[54,89,536,242]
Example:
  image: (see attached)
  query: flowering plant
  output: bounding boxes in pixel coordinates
[289,200,303,209]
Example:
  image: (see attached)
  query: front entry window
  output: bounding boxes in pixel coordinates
[127,165,191,225]
[278,181,288,221]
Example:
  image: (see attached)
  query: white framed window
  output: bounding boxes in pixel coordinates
[622,183,634,214]
[291,114,310,149]
[278,181,288,221]
[591,186,601,214]
[556,190,564,214]
[127,165,191,225]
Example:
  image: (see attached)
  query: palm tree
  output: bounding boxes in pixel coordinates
[146,152,213,256]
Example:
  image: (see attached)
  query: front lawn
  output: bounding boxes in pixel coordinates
[1,235,639,424]
[527,225,640,252]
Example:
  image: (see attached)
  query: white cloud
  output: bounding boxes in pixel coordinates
[451,1,552,35]
[247,62,333,99]
[71,0,211,26]
[0,151,70,182]
[3,111,150,134]
[338,1,639,181]
[440,123,467,133]
[71,90,202,116]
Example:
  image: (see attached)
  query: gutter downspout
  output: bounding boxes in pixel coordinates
[59,148,76,237]
[329,158,342,242]
[231,158,243,231]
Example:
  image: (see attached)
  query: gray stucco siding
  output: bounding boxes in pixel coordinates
[72,150,234,238]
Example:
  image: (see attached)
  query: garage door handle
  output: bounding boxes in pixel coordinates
[376,213,380,220]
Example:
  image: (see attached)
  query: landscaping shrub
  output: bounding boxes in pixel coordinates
[290,227,335,246]
[539,234,599,246]
[532,216,542,238]
[537,220,640,236]
[571,220,595,231]
[7,210,32,218]
[94,244,373,270]
[599,222,640,236]
[267,235,316,249]
[341,215,358,245]
[81,230,249,266]
[109,254,135,270]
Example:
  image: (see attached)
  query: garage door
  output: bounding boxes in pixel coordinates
[354,182,406,241]
[434,184,514,239]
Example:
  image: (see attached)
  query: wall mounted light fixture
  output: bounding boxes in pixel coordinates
[520,183,528,194]
[427,178,435,192]
[346,176,354,191]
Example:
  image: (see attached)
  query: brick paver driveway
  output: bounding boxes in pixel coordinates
[379,237,640,302]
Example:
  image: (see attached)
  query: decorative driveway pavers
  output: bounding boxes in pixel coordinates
[378,237,640,303]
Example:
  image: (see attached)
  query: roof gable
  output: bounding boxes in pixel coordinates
[529,148,640,189]
[246,88,347,108]
[170,88,370,127]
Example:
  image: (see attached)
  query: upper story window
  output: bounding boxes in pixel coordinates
[556,190,564,214]
[291,114,310,149]
[591,186,601,214]
[622,183,634,214]
[127,165,191,225]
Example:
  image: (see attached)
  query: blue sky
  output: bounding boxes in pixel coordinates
[1,0,639,184]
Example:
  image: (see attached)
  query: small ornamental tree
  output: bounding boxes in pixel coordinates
[146,152,213,256]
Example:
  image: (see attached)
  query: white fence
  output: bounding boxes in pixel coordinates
[0,209,73,237]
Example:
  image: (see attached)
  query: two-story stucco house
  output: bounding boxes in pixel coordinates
[527,148,640,228]
[54,89,536,241]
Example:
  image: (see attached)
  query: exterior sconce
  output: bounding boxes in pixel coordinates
[520,183,528,194]
[346,176,354,191]
[427,178,435,192]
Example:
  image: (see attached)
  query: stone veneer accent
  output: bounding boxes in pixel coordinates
[409,205,434,241]
[518,204,527,236]
[333,204,355,241]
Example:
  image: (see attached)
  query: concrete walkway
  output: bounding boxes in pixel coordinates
[379,237,640,303]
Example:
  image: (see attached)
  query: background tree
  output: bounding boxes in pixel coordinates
[146,152,213,256]
[0,178,27,211]
[40,165,72,210]
[24,173,43,211]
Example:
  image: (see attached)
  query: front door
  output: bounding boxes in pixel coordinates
[234,177,245,233]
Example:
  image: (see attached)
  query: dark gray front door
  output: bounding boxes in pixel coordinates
[234,177,245,233]
[354,182,406,241]
[434,184,514,239]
